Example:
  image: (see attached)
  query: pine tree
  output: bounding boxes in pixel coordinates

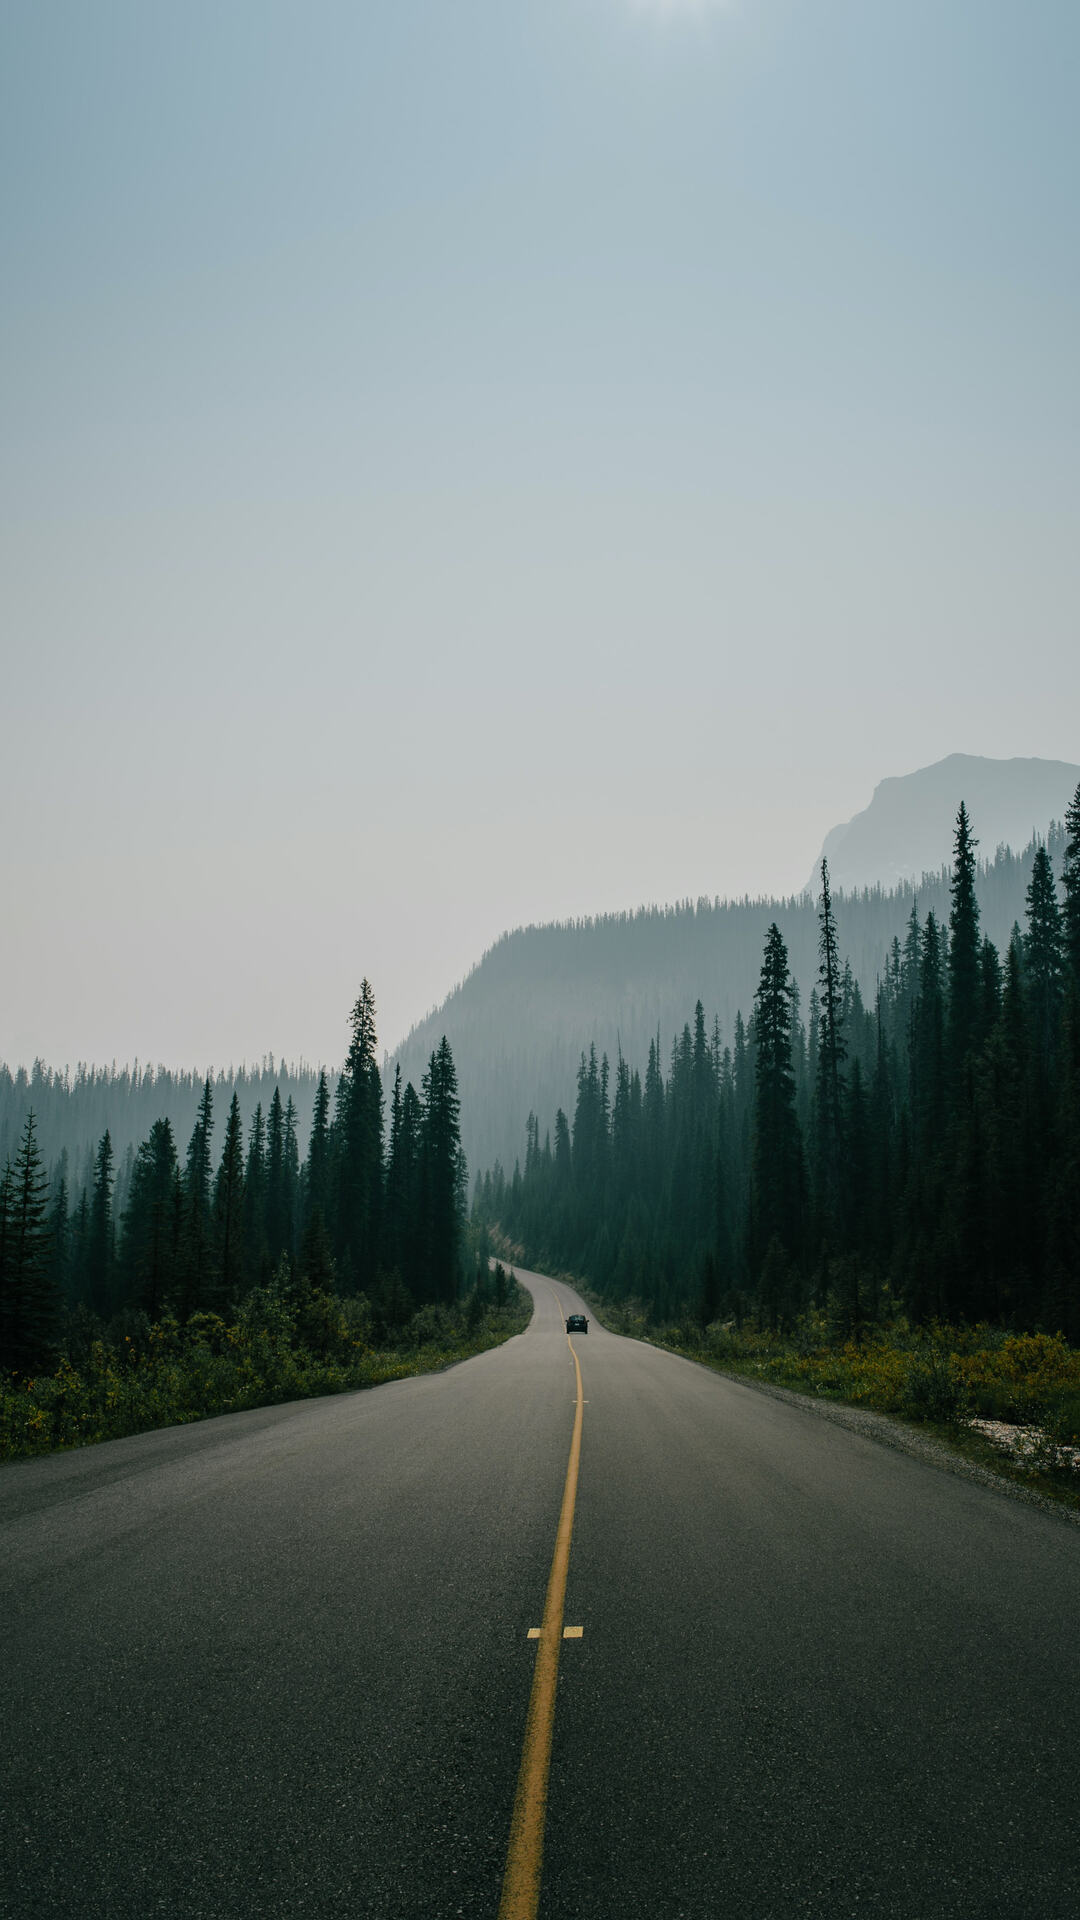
[0,1112,58,1375]
[690,1000,714,1134]
[179,1078,214,1317]
[813,857,847,1243]
[283,1096,299,1252]
[306,1069,331,1224]
[867,993,896,1273]
[749,924,803,1284]
[947,801,982,1074]
[213,1095,245,1307]
[334,980,384,1288]
[1044,984,1080,1339]
[610,1051,639,1206]
[912,911,947,1155]
[242,1102,268,1288]
[265,1087,287,1262]
[121,1118,178,1319]
[46,1150,71,1302]
[397,1080,425,1295]
[553,1109,572,1189]
[1062,779,1080,990]
[419,1036,465,1305]
[1024,843,1064,1092]
[383,1065,412,1279]
[86,1130,115,1318]
[976,937,1030,1323]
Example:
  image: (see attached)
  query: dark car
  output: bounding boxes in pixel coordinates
[566,1313,589,1334]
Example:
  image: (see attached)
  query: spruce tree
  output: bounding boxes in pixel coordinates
[334,980,384,1288]
[397,1080,425,1295]
[0,1112,58,1376]
[553,1109,572,1189]
[976,938,1029,1323]
[749,924,803,1282]
[86,1130,115,1319]
[265,1087,287,1262]
[419,1036,464,1305]
[1062,779,1080,990]
[912,911,946,1155]
[1044,984,1080,1339]
[1024,843,1064,1091]
[383,1065,409,1277]
[242,1102,268,1288]
[179,1078,214,1317]
[213,1095,246,1307]
[283,1096,299,1250]
[947,802,982,1074]
[48,1166,71,1304]
[813,858,847,1244]
[121,1117,178,1319]
[306,1069,331,1224]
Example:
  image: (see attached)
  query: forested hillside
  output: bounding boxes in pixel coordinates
[393,824,1066,1181]
[0,984,469,1384]
[481,786,1080,1342]
[0,1060,330,1234]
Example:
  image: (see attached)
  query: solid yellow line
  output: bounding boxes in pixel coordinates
[497,1319,584,1920]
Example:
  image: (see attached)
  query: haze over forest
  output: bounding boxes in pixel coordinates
[5,4,1080,1081]
[4,755,1076,1203]
[5,10,1080,1915]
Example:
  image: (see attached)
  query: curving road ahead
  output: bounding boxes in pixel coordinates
[3,1268,1079,1919]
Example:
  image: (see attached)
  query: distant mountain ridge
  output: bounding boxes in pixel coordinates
[392,753,1077,1181]
[805,754,1079,897]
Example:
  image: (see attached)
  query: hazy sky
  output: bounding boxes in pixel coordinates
[4,0,1078,1073]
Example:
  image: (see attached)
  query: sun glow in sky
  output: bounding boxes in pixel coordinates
[2,0,1078,1071]
[629,0,734,14]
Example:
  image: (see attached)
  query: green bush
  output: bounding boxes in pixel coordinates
[900,1346,967,1423]
[0,1274,532,1461]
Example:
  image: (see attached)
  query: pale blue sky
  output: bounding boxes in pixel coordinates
[3,1,1078,1069]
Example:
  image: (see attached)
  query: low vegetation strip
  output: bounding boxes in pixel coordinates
[0,1265,530,1463]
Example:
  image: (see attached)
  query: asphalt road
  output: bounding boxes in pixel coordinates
[3,1268,1079,1920]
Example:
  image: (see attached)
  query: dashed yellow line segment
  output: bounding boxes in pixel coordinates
[497,1290,586,1920]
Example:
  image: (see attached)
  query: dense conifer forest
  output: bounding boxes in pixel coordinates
[480,788,1080,1342]
[0,1059,329,1232]
[394,825,1067,1179]
[0,983,471,1387]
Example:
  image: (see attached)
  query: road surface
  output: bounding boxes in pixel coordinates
[3,1267,1079,1918]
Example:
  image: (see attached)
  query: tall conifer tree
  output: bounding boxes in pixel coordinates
[749,924,803,1280]
[0,1112,57,1375]
[213,1095,246,1306]
[813,858,847,1242]
[1024,843,1065,1090]
[121,1117,178,1319]
[334,980,384,1288]
[420,1037,464,1305]
[179,1078,214,1316]
[87,1130,115,1318]
[947,802,982,1074]
[1062,779,1080,990]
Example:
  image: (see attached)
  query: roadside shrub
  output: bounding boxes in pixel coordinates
[900,1346,967,1423]
[0,1273,533,1461]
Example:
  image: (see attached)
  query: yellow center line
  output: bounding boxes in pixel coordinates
[497,1292,585,1920]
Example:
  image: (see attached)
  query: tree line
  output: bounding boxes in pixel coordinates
[0,984,467,1378]
[481,787,1080,1340]
[394,824,1067,1182]
[0,1058,327,1229]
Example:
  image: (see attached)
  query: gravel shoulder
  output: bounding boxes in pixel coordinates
[644,1341,1080,1528]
